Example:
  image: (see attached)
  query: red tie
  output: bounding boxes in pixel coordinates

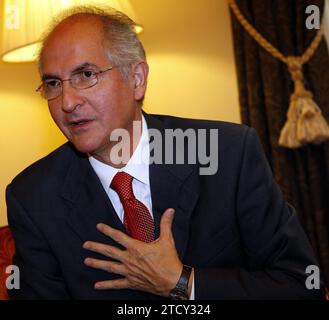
[110,171,154,243]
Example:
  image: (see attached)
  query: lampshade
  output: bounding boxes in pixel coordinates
[1,0,143,63]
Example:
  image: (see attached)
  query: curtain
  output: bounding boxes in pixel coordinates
[229,0,329,286]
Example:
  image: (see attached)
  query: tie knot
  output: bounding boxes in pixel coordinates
[111,171,134,201]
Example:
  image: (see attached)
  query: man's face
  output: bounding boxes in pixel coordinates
[40,18,143,161]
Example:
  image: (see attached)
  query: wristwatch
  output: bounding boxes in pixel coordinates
[169,265,193,300]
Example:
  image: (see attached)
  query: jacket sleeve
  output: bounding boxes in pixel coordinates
[194,128,325,299]
[6,185,72,300]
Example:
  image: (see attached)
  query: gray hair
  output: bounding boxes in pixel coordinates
[38,5,146,79]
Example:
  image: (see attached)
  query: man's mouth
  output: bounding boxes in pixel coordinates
[68,119,94,130]
[70,120,90,126]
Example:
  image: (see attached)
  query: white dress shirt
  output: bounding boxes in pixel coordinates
[89,114,195,300]
[89,116,152,222]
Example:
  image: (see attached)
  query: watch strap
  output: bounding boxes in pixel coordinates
[169,265,193,300]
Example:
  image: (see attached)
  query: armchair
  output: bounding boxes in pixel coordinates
[0,226,15,300]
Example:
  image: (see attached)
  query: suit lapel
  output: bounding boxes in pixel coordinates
[145,113,200,260]
[61,148,126,246]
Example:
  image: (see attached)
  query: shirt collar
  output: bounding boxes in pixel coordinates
[88,115,150,190]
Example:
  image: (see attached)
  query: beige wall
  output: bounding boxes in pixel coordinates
[0,0,240,226]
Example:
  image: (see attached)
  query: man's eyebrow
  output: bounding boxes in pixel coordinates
[41,63,98,81]
[71,62,98,73]
[42,73,59,81]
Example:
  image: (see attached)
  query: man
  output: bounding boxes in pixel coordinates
[6,6,324,299]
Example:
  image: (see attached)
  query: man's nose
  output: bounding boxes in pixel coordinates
[61,81,83,113]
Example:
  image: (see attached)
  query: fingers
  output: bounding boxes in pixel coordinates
[83,241,125,261]
[84,258,125,275]
[96,223,137,248]
[159,208,175,240]
[95,278,129,290]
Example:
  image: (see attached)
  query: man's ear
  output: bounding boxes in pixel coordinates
[132,61,149,101]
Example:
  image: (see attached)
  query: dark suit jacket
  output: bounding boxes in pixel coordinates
[6,113,324,299]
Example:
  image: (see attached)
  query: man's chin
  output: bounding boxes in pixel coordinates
[70,139,100,154]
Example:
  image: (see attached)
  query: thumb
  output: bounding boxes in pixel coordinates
[159,208,175,240]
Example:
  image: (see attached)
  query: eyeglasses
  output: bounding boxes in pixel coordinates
[36,66,115,100]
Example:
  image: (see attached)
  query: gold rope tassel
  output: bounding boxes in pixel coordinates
[279,57,329,148]
[228,0,329,148]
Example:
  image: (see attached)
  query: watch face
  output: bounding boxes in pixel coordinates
[170,287,188,300]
